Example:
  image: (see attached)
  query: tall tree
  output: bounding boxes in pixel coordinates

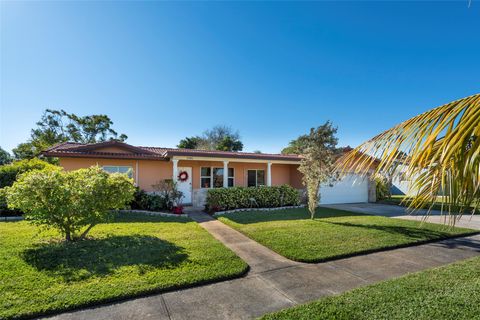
[0,147,12,165]
[337,93,480,226]
[177,125,243,152]
[12,109,127,160]
[281,134,310,154]
[177,136,202,149]
[216,136,244,152]
[297,122,338,219]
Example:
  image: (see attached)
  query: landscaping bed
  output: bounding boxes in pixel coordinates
[260,255,480,319]
[218,207,476,262]
[0,212,248,319]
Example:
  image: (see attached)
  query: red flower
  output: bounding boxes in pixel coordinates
[172,206,184,214]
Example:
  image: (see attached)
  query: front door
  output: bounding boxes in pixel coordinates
[177,167,192,204]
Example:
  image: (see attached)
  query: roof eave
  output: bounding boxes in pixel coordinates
[42,151,169,161]
[166,151,301,163]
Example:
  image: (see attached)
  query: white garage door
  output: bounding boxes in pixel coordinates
[319,174,368,204]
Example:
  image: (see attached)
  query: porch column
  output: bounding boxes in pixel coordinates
[135,160,139,185]
[172,159,179,181]
[223,161,229,188]
[267,162,272,186]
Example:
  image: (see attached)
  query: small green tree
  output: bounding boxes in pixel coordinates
[5,166,135,241]
[297,122,338,219]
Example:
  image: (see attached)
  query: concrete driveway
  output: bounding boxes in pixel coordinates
[321,203,480,230]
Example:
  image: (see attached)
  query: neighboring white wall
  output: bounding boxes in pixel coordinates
[319,174,369,204]
[391,164,419,196]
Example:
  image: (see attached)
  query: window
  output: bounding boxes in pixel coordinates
[200,167,211,188]
[102,166,133,178]
[247,169,265,187]
[228,168,234,187]
[201,167,234,188]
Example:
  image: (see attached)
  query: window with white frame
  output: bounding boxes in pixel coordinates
[247,169,265,187]
[102,166,133,178]
[201,167,234,188]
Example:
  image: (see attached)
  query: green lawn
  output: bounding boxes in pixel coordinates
[0,213,248,319]
[260,255,480,320]
[218,208,475,262]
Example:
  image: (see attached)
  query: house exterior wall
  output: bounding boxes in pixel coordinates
[59,157,172,191]
[289,164,304,189]
[58,157,302,207]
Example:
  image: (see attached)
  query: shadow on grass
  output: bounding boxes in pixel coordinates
[222,207,366,225]
[322,221,452,239]
[22,235,188,281]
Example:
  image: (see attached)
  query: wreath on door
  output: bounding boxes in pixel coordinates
[178,171,189,182]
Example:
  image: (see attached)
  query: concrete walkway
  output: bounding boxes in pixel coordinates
[322,203,480,230]
[44,211,480,320]
[187,212,299,273]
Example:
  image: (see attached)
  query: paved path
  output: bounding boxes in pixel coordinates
[322,203,480,230]
[44,211,480,320]
[187,212,299,273]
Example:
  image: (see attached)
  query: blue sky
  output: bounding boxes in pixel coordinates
[1,1,479,154]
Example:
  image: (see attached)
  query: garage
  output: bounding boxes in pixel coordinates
[319,174,369,204]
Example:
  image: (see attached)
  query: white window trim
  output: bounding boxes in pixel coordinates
[247,169,266,187]
[200,166,235,189]
[102,165,134,178]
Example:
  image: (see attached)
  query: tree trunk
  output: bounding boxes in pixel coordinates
[78,224,95,240]
[308,181,320,219]
[65,231,71,242]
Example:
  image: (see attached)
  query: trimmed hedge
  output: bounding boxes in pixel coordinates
[0,159,58,215]
[206,185,300,212]
[0,158,57,189]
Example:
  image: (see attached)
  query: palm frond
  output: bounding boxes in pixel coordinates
[337,93,480,225]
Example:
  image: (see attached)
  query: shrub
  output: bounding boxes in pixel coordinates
[130,188,167,211]
[5,166,135,241]
[152,179,183,209]
[0,159,58,215]
[129,180,183,212]
[375,176,390,201]
[206,185,300,212]
[0,158,57,188]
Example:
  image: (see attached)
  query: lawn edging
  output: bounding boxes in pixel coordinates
[257,229,480,263]
[115,209,189,218]
[213,205,305,216]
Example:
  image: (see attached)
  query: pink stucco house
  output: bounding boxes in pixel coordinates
[44,141,304,207]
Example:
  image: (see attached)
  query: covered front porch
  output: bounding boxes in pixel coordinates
[170,156,303,207]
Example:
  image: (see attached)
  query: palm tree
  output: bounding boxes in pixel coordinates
[337,93,480,226]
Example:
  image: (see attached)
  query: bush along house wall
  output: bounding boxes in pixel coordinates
[206,185,300,213]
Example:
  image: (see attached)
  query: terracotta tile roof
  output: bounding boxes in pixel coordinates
[43,141,302,162]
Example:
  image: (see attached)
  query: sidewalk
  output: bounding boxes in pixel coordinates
[44,212,480,320]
